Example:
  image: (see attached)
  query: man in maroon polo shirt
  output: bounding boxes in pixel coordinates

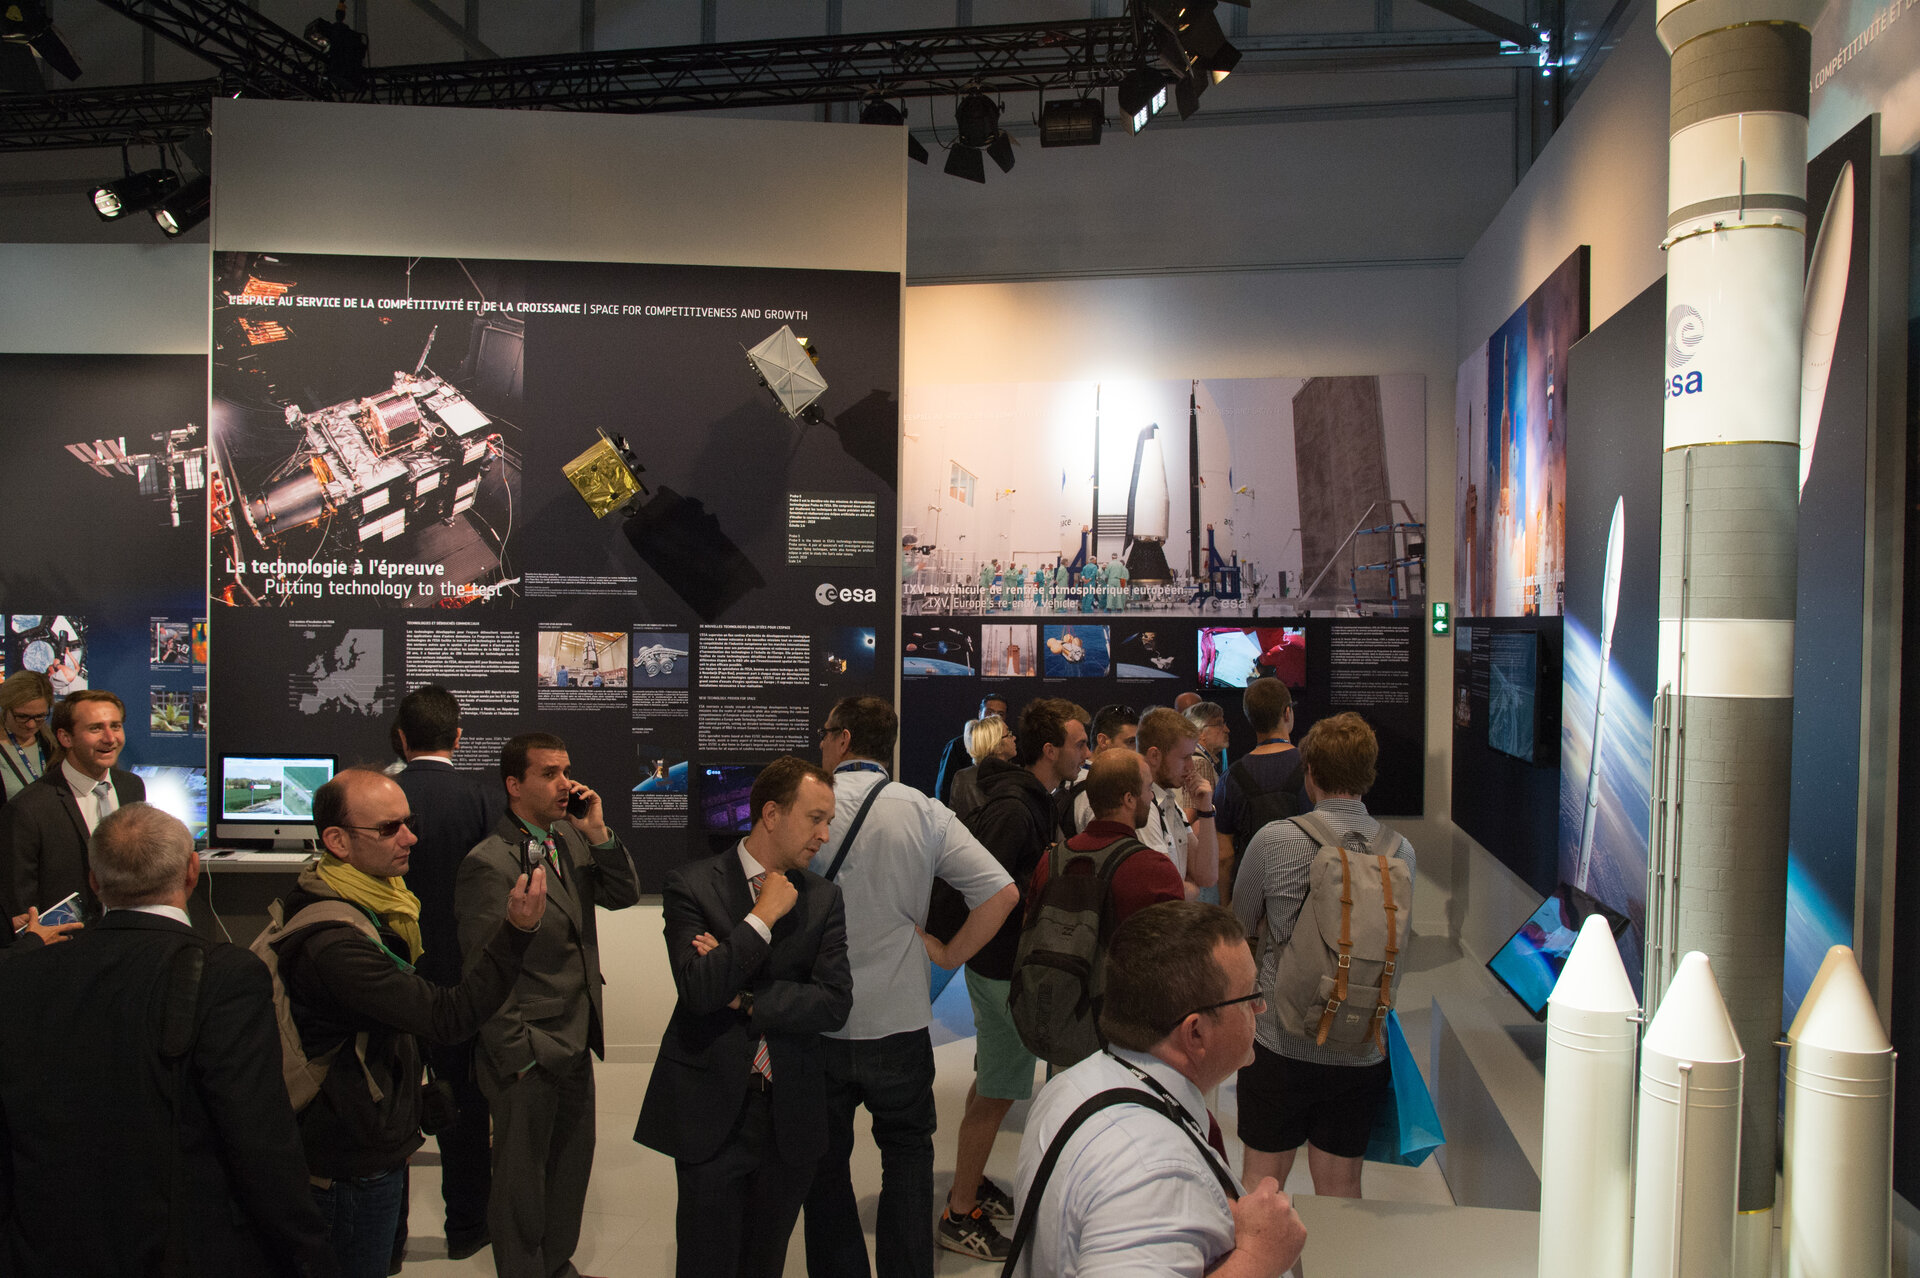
[1027,748,1185,927]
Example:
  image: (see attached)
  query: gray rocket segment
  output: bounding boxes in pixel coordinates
[1539,916,1639,1278]
[1657,445,1799,620]
[1782,946,1894,1278]
[1666,24,1812,130]
[1631,952,1745,1278]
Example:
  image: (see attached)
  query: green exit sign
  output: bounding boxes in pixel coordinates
[1431,602,1452,636]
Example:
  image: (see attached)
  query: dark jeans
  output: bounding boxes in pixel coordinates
[803,1029,937,1278]
[312,1165,408,1278]
[427,1038,493,1243]
[674,1087,815,1278]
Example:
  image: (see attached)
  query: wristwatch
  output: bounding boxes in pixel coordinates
[738,990,755,1016]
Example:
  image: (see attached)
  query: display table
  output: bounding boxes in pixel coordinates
[192,848,315,944]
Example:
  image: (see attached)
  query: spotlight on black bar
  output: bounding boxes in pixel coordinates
[1037,97,1104,148]
[152,174,212,237]
[90,168,181,222]
[859,95,929,165]
[304,14,369,90]
[0,0,80,81]
[943,88,1013,183]
[954,91,1000,148]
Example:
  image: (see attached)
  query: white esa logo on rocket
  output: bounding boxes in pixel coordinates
[1665,303,1705,399]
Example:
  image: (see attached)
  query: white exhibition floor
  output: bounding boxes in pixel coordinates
[396,973,1542,1278]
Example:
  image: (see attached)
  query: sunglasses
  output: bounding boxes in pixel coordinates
[342,814,420,840]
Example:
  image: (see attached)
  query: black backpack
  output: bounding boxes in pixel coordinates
[1006,835,1145,1067]
[1224,752,1305,843]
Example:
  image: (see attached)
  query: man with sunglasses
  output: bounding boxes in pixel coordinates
[1009,901,1306,1278]
[457,732,641,1278]
[276,768,551,1278]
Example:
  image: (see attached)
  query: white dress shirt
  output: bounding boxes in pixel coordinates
[1140,783,1191,880]
[736,843,774,943]
[63,759,118,834]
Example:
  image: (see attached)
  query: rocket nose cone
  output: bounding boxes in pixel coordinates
[1789,945,1891,1054]
[1547,914,1639,1014]
[1644,951,1744,1064]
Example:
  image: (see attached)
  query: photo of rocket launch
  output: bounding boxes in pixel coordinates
[1454,247,1589,618]
[900,375,1427,619]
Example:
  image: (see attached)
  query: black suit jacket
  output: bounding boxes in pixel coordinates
[0,767,144,919]
[635,850,851,1167]
[0,912,333,1277]
[394,759,505,988]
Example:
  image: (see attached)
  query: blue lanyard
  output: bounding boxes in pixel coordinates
[836,762,887,776]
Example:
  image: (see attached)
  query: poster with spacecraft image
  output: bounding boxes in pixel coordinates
[208,250,898,886]
[1454,247,1590,619]
[1782,121,1879,1029]
[901,376,1426,617]
[0,354,208,775]
[1555,280,1665,993]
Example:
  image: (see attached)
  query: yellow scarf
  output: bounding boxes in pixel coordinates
[313,857,426,963]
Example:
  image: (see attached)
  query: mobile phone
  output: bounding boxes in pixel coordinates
[566,786,592,820]
[15,891,80,933]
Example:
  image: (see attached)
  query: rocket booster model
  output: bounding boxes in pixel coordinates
[1540,916,1639,1278]
[1630,951,1744,1278]
[1576,496,1625,889]
[1781,945,1893,1278]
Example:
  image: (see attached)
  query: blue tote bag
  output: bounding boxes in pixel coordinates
[1364,1009,1445,1167]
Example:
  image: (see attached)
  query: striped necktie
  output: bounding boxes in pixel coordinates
[747,872,774,1083]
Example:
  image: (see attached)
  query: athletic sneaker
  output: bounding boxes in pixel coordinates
[975,1177,1017,1221]
[937,1205,1012,1261]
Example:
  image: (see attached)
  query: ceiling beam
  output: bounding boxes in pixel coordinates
[86,0,332,99]
[1399,0,1543,48]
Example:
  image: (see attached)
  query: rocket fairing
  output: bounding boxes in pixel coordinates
[1781,946,1893,1278]
[1539,916,1639,1278]
[1630,952,1744,1278]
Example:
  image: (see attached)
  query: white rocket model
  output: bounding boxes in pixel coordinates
[1798,161,1855,499]
[1630,951,1744,1278]
[1133,425,1170,542]
[1576,496,1625,889]
[1539,916,1640,1278]
[1781,945,1893,1278]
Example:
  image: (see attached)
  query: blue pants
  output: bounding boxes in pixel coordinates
[311,1165,407,1278]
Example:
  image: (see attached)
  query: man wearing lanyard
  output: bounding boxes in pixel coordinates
[1135,707,1217,901]
[0,690,144,921]
[803,695,1017,1278]
[457,732,641,1278]
[1009,901,1307,1278]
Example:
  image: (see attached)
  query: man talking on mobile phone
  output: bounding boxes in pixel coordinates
[457,733,642,1278]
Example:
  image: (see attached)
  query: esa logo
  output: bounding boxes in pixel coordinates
[1666,371,1705,399]
[815,582,877,606]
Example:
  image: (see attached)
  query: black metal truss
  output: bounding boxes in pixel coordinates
[0,78,232,151]
[88,0,334,100]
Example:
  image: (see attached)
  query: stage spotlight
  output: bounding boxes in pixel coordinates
[943,144,986,184]
[859,95,929,165]
[954,91,1001,148]
[90,168,181,222]
[1117,67,1172,134]
[1142,0,1242,121]
[151,174,211,237]
[1038,97,1104,148]
[305,9,369,90]
[0,0,81,81]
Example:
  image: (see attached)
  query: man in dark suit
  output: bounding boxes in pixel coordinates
[0,801,334,1277]
[392,684,505,1260]
[0,689,144,920]
[636,755,852,1278]
[457,732,642,1278]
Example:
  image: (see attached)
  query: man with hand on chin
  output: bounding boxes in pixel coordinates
[458,733,641,1278]
[1,689,143,921]
[637,756,852,1278]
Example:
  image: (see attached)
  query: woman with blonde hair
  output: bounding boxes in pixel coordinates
[947,713,1015,822]
[0,670,55,804]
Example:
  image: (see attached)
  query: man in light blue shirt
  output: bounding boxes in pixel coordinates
[1010,901,1305,1278]
[803,695,1017,1278]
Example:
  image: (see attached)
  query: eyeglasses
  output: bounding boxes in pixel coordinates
[819,724,846,738]
[341,815,420,840]
[1186,990,1265,1018]
[7,710,45,724]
